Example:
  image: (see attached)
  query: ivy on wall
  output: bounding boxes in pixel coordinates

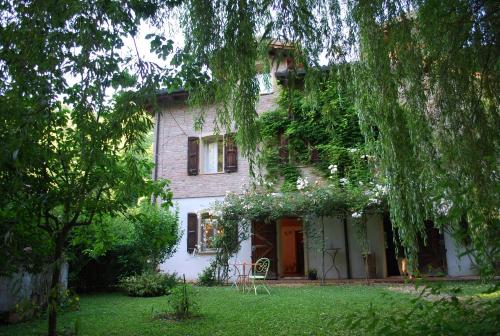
[258,70,370,191]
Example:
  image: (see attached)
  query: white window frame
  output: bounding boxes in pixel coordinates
[200,135,224,174]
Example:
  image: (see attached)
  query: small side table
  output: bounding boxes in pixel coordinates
[325,248,341,279]
[231,262,251,292]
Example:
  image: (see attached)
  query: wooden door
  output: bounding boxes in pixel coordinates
[251,221,278,279]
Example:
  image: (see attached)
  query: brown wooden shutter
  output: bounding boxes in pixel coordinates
[279,133,289,164]
[187,213,198,253]
[187,137,199,175]
[224,134,238,173]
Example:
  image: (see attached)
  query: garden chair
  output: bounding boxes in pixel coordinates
[248,258,271,295]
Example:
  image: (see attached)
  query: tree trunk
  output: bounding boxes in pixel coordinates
[48,234,65,336]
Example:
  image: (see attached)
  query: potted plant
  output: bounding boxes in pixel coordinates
[308,269,318,280]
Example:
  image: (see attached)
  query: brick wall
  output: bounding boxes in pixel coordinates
[156,91,280,199]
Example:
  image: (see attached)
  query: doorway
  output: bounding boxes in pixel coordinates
[383,213,401,277]
[279,218,305,277]
[251,220,278,279]
[418,221,447,275]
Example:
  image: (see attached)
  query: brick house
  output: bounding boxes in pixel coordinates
[153,47,477,281]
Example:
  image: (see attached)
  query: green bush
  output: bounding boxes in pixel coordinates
[119,272,179,297]
[197,263,217,286]
[169,282,199,319]
[69,202,180,291]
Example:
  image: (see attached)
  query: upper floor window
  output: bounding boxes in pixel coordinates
[256,73,273,95]
[187,134,238,176]
[202,136,224,174]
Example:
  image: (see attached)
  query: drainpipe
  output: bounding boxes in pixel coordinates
[152,111,160,204]
[343,214,352,279]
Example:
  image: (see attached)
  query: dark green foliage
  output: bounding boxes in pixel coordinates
[69,202,180,292]
[0,0,179,333]
[119,272,179,297]
[68,244,144,293]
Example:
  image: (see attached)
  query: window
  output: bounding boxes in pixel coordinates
[256,73,273,94]
[202,136,224,173]
[187,134,238,175]
[187,212,231,254]
[200,213,219,251]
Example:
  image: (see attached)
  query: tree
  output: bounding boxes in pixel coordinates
[174,0,499,276]
[0,1,179,334]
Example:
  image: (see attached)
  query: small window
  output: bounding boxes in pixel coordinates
[256,73,273,94]
[200,213,221,251]
[202,136,224,173]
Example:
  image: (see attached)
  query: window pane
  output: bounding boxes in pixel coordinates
[201,215,217,249]
[203,139,218,173]
[217,137,223,172]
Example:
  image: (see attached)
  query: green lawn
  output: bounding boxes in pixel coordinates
[0,283,496,336]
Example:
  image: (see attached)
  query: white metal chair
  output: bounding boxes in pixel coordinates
[248,258,271,295]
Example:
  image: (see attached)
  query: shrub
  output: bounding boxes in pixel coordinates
[341,283,500,336]
[69,203,180,291]
[119,271,179,297]
[197,263,217,286]
[169,280,199,319]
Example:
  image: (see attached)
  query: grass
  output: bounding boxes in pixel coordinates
[0,282,497,336]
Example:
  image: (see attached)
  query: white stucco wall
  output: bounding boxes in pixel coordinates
[162,199,477,280]
[444,231,478,277]
[345,214,387,279]
[162,201,388,281]
[306,214,386,279]
[306,216,349,279]
[160,196,252,281]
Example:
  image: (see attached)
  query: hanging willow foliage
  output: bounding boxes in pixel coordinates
[175,0,499,276]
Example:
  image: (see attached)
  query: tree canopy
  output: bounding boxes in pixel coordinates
[0,1,181,334]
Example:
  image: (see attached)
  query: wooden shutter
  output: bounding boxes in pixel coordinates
[187,213,198,253]
[187,137,199,175]
[279,133,289,164]
[224,134,238,173]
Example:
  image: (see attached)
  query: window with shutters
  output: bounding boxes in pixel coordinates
[191,134,237,175]
[186,212,223,253]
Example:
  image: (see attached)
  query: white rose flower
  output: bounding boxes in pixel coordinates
[352,212,362,218]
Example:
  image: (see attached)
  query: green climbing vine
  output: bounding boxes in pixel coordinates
[258,69,370,191]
